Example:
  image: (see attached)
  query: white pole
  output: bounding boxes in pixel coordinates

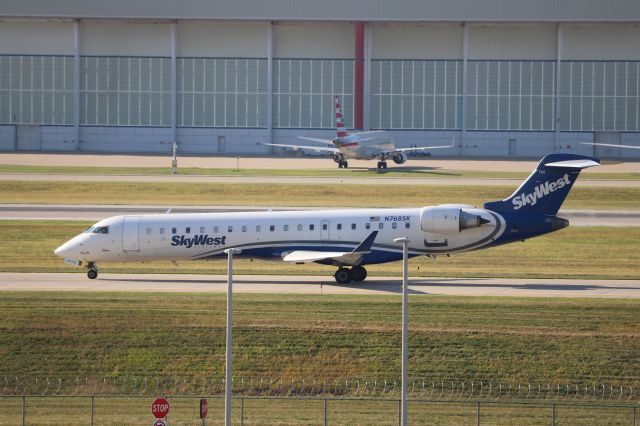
[393,237,410,426]
[224,248,241,426]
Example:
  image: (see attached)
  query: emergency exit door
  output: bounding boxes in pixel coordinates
[122,216,140,252]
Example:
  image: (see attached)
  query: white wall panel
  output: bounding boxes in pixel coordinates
[273,23,353,58]
[468,25,556,60]
[564,25,640,60]
[372,24,462,59]
[82,22,171,56]
[177,21,267,57]
[0,21,73,55]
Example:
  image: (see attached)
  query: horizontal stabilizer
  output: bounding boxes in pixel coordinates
[545,159,600,169]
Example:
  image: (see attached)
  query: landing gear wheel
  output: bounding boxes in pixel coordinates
[342,160,348,168]
[351,265,367,282]
[334,267,353,284]
[382,161,388,169]
[377,161,383,169]
[87,269,98,280]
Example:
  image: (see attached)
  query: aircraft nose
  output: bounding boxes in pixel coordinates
[54,242,69,257]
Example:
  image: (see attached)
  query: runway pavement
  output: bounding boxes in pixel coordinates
[1,273,638,298]
[1,204,638,226]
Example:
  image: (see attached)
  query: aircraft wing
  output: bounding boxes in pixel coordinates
[282,231,378,266]
[581,142,640,150]
[391,143,455,154]
[262,142,340,154]
[298,136,334,144]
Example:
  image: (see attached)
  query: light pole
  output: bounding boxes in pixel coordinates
[224,248,241,426]
[393,237,410,426]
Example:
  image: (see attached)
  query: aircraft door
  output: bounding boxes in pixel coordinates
[321,220,330,240]
[122,216,141,252]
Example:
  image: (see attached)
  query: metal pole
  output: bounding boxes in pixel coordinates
[461,22,468,159]
[224,248,241,426]
[555,24,563,153]
[394,237,410,426]
[73,20,81,152]
[266,22,273,147]
[324,398,327,426]
[170,22,177,150]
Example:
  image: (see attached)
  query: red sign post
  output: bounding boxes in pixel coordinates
[200,398,208,419]
[152,397,170,419]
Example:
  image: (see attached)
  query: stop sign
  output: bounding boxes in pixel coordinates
[151,397,170,418]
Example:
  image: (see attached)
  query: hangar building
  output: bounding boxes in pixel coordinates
[1,0,640,159]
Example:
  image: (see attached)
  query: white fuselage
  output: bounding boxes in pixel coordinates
[337,131,396,160]
[55,207,504,266]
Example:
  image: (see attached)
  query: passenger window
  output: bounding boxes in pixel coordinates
[228,226,233,233]
[351,223,356,230]
[378,223,384,229]
[309,224,315,231]
[172,227,177,234]
[214,226,219,233]
[322,223,328,230]
[297,224,303,231]
[270,225,275,232]
[405,222,410,229]
[284,225,289,231]
[337,223,342,230]
[200,226,205,234]
[186,227,191,234]
[146,228,152,235]
[365,223,371,230]
[242,226,247,232]
[256,225,261,232]
[392,222,397,229]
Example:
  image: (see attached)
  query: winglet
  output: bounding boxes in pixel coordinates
[352,231,378,253]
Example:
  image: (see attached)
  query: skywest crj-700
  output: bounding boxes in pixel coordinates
[55,154,599,284]
[264,96,453,169]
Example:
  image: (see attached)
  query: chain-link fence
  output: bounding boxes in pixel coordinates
[0,376,636,402]
[0,395,637,425]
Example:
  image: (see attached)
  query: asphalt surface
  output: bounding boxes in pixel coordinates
[1,273,638,298]
[1,204,637,226]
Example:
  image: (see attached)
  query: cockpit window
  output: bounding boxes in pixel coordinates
[83,226,95,233]
[92,226,109,234]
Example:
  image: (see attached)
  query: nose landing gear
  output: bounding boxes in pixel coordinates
[86,262,99,279]
[333,265,368,284]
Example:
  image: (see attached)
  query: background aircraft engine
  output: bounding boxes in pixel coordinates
[332,152,345,163]
[392,152,407,164]
[420,206,490,234]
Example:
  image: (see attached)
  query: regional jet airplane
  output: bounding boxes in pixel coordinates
[55,154,599,283]
[581,142,640,150]
[264,96,453,169]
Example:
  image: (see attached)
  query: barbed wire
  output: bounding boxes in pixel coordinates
[0,376,636,402]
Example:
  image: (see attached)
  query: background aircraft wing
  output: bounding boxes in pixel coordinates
[262,142,340,153]
[581,142,640,150]
[297,136,335,144]
[391,143,455,154]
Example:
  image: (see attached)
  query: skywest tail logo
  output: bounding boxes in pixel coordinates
[171,234,226,248]
[512,174,571,210]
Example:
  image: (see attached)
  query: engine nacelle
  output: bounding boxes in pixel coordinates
[392,152,407,164]
[332,152,345,163]
[420,206,490,234]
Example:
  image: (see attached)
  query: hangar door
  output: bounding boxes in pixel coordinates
[122,216,140,252]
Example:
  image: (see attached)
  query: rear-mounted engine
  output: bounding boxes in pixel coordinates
[420,206,491,234]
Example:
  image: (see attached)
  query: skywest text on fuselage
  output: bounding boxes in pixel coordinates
[171,234,227,248]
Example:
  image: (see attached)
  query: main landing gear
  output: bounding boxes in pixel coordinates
[338,160,349,168]
[86,262,99,279]
[376,161,388,169]
[334,265,368,284]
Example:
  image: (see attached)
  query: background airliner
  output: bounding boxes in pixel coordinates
[264,96,453,169]
[581,142,640,150]
[55,154,599,284]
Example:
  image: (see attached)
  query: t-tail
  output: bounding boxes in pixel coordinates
[335,95,348,139]
[484,154,599,216]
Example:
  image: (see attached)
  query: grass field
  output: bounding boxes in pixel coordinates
[2,163,639,180]
[0,291,638,388]
[2,180,640,210]
[1,221,639,279]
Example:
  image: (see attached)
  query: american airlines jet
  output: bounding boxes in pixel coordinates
[55,154,599,284]
[264,96,453,169]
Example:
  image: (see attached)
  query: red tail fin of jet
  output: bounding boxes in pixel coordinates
[335,96,348,139]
